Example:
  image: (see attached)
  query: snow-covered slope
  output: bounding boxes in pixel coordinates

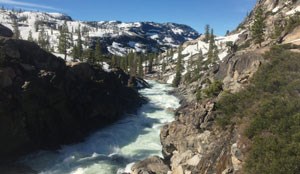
[0,9,199,56]
[156,30,245,84]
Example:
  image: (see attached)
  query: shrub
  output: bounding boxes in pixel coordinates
[215,46,300,173]
[203,80,223,98]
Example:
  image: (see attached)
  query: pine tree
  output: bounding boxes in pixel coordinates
[76,25,83,60]
[212,45,219,63]
[251,8,265,47]
[207,28,215,63]
[72,45,78,61]
[38,27,50,51]
[27,30,33,42]
[197,49,203,71]
[148,53,153,73]
[226,30,230,36]
[111,55,116,68]
[128,51,137,76]
[58,21,70,60]
[34,21,39,32]
[173,46,183,87]
[86,48,95,64]
[120,57,127,72]
[138,55,144,78]
[12,18,20,39]
[123,56,129,73]
[132,53,138,77]
[70,32,74,47]
[162,58,166,73]
[94,39,102,65]
[204,24,210,43]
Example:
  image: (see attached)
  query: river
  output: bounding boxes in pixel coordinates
[21,80,180,174]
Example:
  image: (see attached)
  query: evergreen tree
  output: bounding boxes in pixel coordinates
[162,58,166,73]
[72,45,78,61]
[58,21,70,60]
[138,55,144,78]
[120,57,127,72]
[111,55,116,68]
[70,32,74,47]
[34,21,39,32]
[94,39,102,65]
[86,48,95,64]
[38,27,50,51]
[204,24,210,43]
[197,49,203,71]
[207,28,215,63]
[27,30,33,42]
[173,46,183,87]
[212,45,219,63]
[128,51,136,76]
[226,30,230,36]
[76,25,83,60]
[12,18,20,39]
[148,53,153,73]
[123,56,129,73]
[251,8,265,47]
[133,53,138,76]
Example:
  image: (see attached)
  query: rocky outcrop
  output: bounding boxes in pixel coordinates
[131,156,170,174]
[134,49,265,174]
[215,51,264,93]
[0,37,147,163]
[0,24,13,38]
[234,0,300,47]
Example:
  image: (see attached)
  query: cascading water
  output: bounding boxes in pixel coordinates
[21,80,180,174]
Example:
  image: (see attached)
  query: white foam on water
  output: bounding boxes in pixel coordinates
[21,80,180,174]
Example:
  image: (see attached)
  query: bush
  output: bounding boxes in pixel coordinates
[216,46,300,173]
[196,80,223,101]
[285,13,300,33]
[237,40,251,51]
[203,80,223,97]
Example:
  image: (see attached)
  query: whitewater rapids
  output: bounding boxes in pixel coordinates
[22,80,180,174]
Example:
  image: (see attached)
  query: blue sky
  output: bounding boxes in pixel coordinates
[0,0,257,35]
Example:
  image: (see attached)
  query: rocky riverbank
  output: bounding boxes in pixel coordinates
[132,42,266,174]
[131,0,300,172]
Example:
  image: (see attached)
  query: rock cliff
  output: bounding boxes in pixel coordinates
[0,25,147,163]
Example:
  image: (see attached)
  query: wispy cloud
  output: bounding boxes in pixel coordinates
[0,0,59,11]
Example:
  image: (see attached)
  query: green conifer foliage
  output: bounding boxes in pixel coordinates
[251,8,265,46]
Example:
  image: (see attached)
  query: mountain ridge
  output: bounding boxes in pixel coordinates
[0,9,200,57]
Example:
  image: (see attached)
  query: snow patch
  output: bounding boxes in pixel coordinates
[272,6,280,13]
[102,62,111,72]
[167,74,176,84]
[172,28,184,35]
[286,6,300,15]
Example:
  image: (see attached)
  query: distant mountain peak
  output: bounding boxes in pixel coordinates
[0,9,199,56]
